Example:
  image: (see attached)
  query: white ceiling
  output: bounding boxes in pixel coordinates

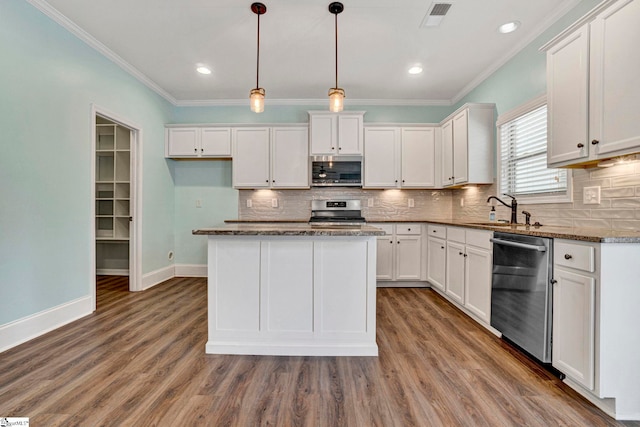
[35,0,580,105]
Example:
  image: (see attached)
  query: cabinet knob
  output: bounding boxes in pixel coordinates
[577,143,584,148]
[459,251,464,256]
[441,246,444,249]
[407,228,411,231]
[201,148,204,152]
[402,180,405,183]
[397,241,400,244]
[338,147,342,150]
[194,148,197,153]
[395,180,398,183]
[331,147,335,150]
[564,254,572,260]
[551,279,558,285]
[591,139,600,145]
[389,240,393,244]
[265,179,269,183]
[464,253,467,258]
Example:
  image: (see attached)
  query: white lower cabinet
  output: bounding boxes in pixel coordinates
[428,224,493,326]
[551,239,640,420]
[426,225,447,291]
[372,223,424,283]
[552,267,595,390]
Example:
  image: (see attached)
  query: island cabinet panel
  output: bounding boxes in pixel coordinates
[315,240,369,334]
[209,240,261,332]
[204,235,378,356]
[262,241,314,333]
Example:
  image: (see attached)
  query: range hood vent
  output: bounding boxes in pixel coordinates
[421,2,452,28]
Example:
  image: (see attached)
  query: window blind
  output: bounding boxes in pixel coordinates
[499,105,567,196]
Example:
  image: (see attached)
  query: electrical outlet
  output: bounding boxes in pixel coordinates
[367,198,374,208]
[246,199,252,208]
[271,198,278,208]
[408,198,415,208]
[196,199,202,208]
[583,186,601,204]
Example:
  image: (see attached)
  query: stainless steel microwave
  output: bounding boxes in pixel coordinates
[311,157,362,187]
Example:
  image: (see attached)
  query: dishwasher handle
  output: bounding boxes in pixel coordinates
[490,237,547,252]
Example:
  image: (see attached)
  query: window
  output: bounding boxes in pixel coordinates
[497,95,571,204]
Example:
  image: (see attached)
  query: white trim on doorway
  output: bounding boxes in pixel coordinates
[90,104,144,311]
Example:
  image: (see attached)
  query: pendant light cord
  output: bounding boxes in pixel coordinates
[334,12,338,89]
[256,12,261,89]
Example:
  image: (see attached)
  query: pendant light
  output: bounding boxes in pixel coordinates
[250,3,267,113]
[328,2,345,112]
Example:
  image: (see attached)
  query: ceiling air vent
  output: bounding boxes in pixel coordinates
[420,2,453,28]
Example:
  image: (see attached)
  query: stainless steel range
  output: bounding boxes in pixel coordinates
[309,200,366,226]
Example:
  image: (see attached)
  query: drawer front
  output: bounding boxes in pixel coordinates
[371,223,393,235]
[427,224,447,239]
[396,224,421,235]
[554,241,596,273]
[447,227,466,244]
[466,229,493,250]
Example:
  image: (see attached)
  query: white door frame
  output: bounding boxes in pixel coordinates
[90,104,143,309]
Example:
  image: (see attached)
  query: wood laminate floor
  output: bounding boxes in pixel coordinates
[1,276,637,426]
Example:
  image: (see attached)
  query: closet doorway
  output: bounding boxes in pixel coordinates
[91,105,142,309]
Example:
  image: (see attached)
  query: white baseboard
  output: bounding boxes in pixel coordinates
[376,281,429,288]
[96,268,129,276]
[0,296,93,353]
[174,264,207,277]
[141,265,175,290]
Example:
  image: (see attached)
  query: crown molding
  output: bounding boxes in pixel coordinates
[450,0,582,104]
[25,0,177,105]
[174,98,452,108]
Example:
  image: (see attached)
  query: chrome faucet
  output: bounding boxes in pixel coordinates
[487,194,518,224]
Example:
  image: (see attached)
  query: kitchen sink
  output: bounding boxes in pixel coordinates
[465,222,543,228]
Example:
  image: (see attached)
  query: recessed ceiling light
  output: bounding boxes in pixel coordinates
[498,21,520,34]
[408,66,423,75]
[196,66,212,75]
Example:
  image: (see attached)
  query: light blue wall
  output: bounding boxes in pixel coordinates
[172,161,237,265]
[0,0,175,324]
[170,104,454,125]
[454,0,602,115]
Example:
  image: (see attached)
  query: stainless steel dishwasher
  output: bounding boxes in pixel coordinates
[490,232,553,364]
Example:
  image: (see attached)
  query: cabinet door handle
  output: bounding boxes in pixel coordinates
[551,279,558,285]
[577,143,584,148]
[564,254,572,260]
[591,139,600,145]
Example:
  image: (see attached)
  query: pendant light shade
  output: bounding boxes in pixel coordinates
[250,3,267,113]
[328,2,345,112]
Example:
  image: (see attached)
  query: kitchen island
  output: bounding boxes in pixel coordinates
[193,223,385,356]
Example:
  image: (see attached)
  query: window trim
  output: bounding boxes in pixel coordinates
[496,94,573,205]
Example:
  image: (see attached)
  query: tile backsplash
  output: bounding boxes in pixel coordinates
[238,161,640,231]
[452,162,640,230]
[238,188,452,222]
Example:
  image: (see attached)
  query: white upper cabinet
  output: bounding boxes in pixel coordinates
[401,128,436,188]
[363,128,400,188]
[232,127,309,189]
[309,111,364,155]
[233,128,271,188]
[544,0,640,167]
[166,127,231,158]
[440,104,494,187]
[363,127,435,189]
[270,127,309,188]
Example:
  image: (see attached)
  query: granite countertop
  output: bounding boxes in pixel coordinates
[193,223,386,237]
[222,219,640,243]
